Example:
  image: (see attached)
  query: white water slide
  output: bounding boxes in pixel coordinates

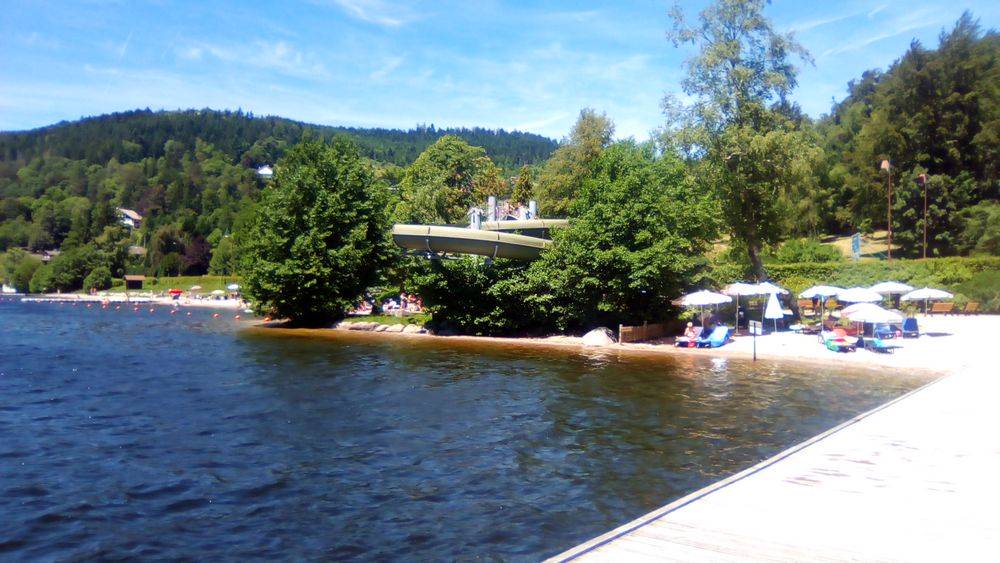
[392,219,567,260]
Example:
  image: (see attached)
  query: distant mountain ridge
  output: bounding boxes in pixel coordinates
[0,109,558,170]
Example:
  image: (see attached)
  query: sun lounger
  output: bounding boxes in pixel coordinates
[901,317,919,338]
[673,326,704,348]
[858,335,894,354]
[696,326,731,348]
[963,302,980,315]
[820,330,856,353]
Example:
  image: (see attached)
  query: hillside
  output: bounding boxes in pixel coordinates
[0,109,557,171]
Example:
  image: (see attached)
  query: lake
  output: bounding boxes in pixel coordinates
[0,299,930,560]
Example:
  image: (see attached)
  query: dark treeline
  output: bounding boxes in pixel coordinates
[0,108,557,171]
[808,13,998,256]
[0,10,997,303]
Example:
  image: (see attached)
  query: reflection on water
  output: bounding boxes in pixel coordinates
[0,300,931,560]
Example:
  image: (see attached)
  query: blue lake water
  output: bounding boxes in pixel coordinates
[0,299,930,559]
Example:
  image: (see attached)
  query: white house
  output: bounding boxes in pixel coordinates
[117,208,143,229]
[257,165,274,179]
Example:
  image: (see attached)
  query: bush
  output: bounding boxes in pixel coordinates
[29,265,53,293]
[769,238,842,263]
[954,270,1000,311]
[82,266,113,292]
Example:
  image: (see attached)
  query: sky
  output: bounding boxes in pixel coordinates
[1,0,997,140]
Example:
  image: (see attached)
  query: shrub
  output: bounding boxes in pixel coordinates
[769,238,842,263]
[82,266,113,292]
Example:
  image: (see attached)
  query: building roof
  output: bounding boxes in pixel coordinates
[118,208,143,221]
[123,275,146,281]
[257,165,274,177]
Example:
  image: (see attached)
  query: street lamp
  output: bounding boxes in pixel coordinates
[880,159,892,261]
[917,173,928,259]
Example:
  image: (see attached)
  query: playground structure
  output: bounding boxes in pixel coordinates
[391,197,567,261]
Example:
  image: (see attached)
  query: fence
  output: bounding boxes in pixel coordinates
[618,322,670,344]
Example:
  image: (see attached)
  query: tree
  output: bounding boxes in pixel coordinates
[511,166,533,206]
[9,252,41,292]
[535,109,614,216]
[238,139,393,325]
[209,236,237,275]
[393,135,490,224]
[528,141,719,330]
[666,0,820,278]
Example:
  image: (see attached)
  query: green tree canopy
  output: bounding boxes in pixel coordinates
[238,139,393,325]
[528,141,719,330]
[665,0,820,278]
[535,109,615,217]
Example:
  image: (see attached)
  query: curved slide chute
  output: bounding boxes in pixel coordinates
[479,219,568,237]
[392,224,552,260]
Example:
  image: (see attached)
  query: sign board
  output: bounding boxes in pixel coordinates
[748,320,763,336]
[851,233,862,261]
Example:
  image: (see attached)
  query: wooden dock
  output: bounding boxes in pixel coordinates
[549,363,1000,561]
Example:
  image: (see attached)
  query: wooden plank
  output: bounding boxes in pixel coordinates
[548,333,1000,563]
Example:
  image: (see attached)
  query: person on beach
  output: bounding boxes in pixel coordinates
[675,322,700,347]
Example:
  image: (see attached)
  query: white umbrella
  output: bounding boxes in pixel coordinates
[189,285,202,291]
[869,281,914,295]
[227,283,240,291]
[901,287,953,301]
[901,287,954,314]
[764,292,785,332]
[723,282,762,331]
[799,285,843,299]
[673,290,731,327]
[799,285,843,320]
[722,282,760,297]
[211,289,226,295]
[837,287,883,303]
[842,303,903,324]
[756,281,789,294]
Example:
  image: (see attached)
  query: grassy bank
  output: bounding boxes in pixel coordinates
[103,275,239,294]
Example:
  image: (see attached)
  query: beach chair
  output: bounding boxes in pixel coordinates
[873,323,897,340]
[696,326,731,348]
[963,302,980,315]
[820,330,856,353]
[797,299,815,317]
[930,302,954,315]
[858,335,894,354]
[901,317,919,338]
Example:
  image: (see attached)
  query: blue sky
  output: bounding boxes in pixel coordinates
[1,0,997,140]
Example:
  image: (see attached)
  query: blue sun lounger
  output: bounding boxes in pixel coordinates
[696,326,731,348]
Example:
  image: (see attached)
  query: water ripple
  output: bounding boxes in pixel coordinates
[0,299,931,560]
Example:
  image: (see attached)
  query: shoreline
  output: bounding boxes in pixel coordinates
[244,316,986,379]
[21,293,246,310]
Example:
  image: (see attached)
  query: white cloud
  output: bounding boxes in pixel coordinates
[868,5,889,18]
[369,56,403,80]
[821,8,947,57]
[175,39,327,78]
[320,0,411,27]
[786,12,860,33]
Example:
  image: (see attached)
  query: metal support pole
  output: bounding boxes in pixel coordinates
[887,169,893,262]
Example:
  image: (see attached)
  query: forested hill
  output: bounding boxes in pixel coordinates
[0,109,557,170]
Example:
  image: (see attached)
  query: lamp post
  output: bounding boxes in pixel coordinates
[917,173,928,259]
[880,159,892,261]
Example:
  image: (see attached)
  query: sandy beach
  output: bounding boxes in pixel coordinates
[255,313,998,378]
[24,292,247,310]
